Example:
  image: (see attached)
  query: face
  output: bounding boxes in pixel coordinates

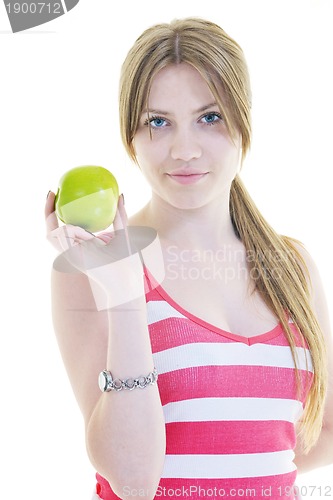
[133,63,242,211]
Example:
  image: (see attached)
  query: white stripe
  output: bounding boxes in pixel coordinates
[153,342,313,374]
[163,397,303,424]
[147,300,186,324]
[161,450,296,479]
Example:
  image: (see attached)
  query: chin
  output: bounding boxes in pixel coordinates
[167,196,210,211]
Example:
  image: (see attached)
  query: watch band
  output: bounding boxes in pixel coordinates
[98,368,158,392]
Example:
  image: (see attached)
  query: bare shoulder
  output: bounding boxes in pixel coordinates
[51,264,109,424]
[287,239,329,318]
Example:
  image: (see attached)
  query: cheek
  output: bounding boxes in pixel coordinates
[133,133,150,163]
[132,135,142,161]
[218,135,242,164]
[133,135,165,169]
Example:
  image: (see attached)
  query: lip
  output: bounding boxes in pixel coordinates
[166,171,209,185]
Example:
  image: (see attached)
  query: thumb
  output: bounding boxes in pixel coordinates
[112,194,128,231]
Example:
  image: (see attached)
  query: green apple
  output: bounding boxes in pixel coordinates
[55,165,119,232]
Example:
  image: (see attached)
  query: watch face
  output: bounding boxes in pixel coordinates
[98,371,107,392]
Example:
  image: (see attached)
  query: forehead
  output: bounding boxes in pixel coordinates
[148,63,216,110]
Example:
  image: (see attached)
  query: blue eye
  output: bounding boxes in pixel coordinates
[201,112,223,125]
[152,117,166,127]
[144,115,167,128]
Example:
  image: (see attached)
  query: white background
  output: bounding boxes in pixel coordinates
[0,0,332,498]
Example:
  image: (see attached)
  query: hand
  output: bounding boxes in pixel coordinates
[45,192,145,309]
[45,191,126,252]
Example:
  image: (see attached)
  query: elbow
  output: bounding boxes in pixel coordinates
[108,474,162,500]
[318,419,333,466]
[86,420,165,500]
[88,448,164,500]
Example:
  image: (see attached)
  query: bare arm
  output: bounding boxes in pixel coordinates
[293,245,333,473]
[46,193,166,499]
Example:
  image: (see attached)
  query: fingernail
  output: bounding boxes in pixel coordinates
[46,190,51,199]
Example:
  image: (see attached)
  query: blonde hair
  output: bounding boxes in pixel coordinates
[119,17,327,452]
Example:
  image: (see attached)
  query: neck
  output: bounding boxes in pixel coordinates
[139,192,240,251]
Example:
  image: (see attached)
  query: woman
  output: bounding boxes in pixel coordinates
[45,18,333,500]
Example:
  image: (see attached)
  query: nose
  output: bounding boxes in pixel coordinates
[170,127,202,162]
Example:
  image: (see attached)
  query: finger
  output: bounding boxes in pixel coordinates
[45,191,59,233]
[48,224,97,253]
[113,194,128,232]
[95,232,114,244]
[45,191,56,217]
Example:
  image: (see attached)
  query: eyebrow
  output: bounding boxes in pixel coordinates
[143,102,219,116]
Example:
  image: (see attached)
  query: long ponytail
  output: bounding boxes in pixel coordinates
[230,175,328,452]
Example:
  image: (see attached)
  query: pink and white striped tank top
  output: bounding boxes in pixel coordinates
[95,282,313,500]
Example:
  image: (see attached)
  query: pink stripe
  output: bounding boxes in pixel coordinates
[150,318,235,352]
[96,471,298,499]
[165,420,296,454]
[157,366,312,405]
[148,300,307,350]
[149,288,283,345]
[95,474,119,499]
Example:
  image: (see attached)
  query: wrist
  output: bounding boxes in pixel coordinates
[87,252,145,310]
[98,368,158,392]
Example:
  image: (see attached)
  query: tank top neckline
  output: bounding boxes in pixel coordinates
[152,281,284,347]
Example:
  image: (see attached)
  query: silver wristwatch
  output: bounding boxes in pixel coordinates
[98,370,114,392]
[98,368,158,392]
